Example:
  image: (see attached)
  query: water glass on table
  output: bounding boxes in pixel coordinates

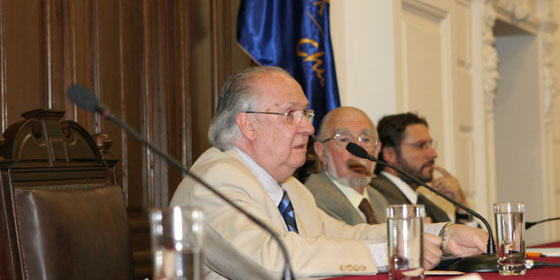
[494,202,526,276]
[150,206,204,280]
[387,204,425,280]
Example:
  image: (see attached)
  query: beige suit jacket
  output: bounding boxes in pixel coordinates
[170,147,387,280]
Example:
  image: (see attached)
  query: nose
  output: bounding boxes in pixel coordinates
[427,145,438,159]
[299,115,315,136]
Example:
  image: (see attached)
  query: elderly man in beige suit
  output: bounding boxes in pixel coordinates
[170,66,488,280]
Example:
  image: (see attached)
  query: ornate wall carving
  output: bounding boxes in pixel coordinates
[481,1,499,115]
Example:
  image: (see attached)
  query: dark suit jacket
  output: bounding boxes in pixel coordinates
[370,173,451,223]
[305,172,388,225]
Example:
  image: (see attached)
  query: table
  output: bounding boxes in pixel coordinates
[326,241,560,280]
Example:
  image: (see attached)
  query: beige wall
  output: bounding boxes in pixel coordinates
[331,0,397,123]
[551,0,560,240]
[331,0,560,245]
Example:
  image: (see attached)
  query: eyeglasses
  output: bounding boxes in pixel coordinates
[402,139,437,150]
[244,109,315,124]
[319,132,380,149]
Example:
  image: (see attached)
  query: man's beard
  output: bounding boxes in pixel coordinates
[324,148,373,187]
[395,151,434,185]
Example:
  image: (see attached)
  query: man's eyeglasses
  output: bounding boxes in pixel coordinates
[402,139,437,150]
[319,132,380,149]
[244,109,315,124]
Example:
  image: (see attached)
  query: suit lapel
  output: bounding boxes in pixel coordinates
[371,174,411,204]
[417,194,451,223]
[225,149,293,233]
[318,173,363,219]
[371,174,451,222]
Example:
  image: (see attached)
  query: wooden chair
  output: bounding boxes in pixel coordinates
[0,109,134,280]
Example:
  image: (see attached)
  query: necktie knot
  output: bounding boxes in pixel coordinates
[358,198,378,225]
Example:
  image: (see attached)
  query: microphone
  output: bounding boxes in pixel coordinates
[67,84,295,280]
[346,142,497,273]
[67,84,112,117]
[526,217,560,230]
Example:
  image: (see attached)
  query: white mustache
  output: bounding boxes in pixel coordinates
[347,159,373,176]
[347,159,369,169]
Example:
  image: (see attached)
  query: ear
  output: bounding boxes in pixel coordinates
[236,113,257,140]
[313,140,327,168]
[381,146,397,165]
[374,141,382,158]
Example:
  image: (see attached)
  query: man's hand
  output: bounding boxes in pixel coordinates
[445,224,488,257]
[432,165,469,210]
[423,233,443,269]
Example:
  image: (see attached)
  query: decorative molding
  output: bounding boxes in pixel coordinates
[481,1,499,115]
[402,0,447,21]
[504,0,532,23]
[493,0,540,34]
[541,20,558,124]
[486,0,558,123]
[455,0,470,7]
[491,0,558,124]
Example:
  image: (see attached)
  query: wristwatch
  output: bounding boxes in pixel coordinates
[439,223,454,258]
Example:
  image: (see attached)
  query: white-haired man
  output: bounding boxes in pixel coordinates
[170,66,488,279]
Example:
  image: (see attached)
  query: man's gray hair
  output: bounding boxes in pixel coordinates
[208,66,291,150]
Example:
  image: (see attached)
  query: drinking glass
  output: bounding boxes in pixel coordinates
[387,204,425,280]
[150,206,204,280]
[494,202,525,276]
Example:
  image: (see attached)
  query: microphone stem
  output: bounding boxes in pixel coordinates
[105,114,295,280]
[526,217,560,229]
[375,160,496,255]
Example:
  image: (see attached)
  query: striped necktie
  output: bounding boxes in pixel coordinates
[278,189,298,233]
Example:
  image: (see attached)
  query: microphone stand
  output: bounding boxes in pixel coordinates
[346,142,497,273]
[526,217,560,230]
[67,85,295,280]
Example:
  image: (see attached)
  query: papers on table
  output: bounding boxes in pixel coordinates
[526,247,560,257]
[424,270,464,275]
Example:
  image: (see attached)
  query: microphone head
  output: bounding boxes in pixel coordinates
[346,142,369,159]
[67,84,100,112]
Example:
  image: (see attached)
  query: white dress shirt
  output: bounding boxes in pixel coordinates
[325,172,370,223]
[234,146,284,206]
[381,171,418,203]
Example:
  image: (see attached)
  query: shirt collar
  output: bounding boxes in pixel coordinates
[233,146,284,206]
[381,171,418,204]
[325,172,370,221]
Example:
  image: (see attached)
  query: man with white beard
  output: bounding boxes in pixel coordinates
[305,107,389,225]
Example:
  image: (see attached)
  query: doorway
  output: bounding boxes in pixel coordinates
[493,19,542,244]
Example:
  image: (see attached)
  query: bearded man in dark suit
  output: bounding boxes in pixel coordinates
[371,113,476,225]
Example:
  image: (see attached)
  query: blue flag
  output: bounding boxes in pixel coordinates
[237,0,340,128]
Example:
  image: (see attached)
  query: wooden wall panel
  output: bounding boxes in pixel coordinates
[2,0,45,127]
[190,0,215,163]
[62,0,93,126]
[119,0,144,209]
[44,0,65,110]
[0,0,251,278]
[166,0,191,207]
